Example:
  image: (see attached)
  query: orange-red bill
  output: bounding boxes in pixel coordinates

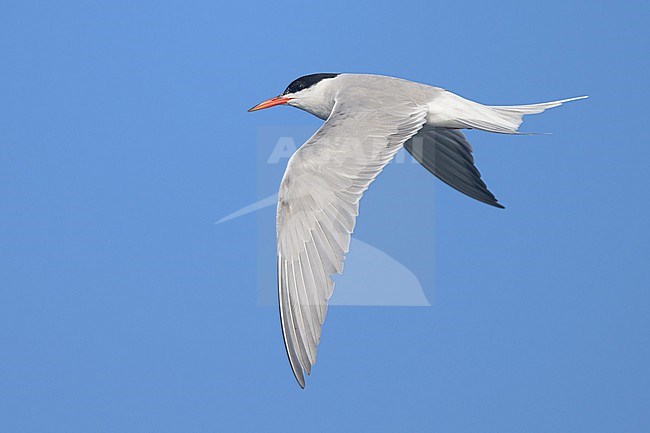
[247,96,291,112]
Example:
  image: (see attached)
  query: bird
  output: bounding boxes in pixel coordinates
[248,73,586,388]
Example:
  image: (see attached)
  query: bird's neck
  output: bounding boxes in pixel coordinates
[293,83,337,120]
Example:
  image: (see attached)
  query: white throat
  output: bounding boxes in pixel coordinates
[287,77,339,120]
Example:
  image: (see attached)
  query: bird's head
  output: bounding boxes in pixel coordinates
[248,73,340,119]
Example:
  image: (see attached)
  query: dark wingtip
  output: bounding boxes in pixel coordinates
[295,372,306,389]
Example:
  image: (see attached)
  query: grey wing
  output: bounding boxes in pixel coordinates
[277,100,429,387]
[404,127,505,209]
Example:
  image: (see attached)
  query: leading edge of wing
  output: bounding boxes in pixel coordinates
[276,102,430,387]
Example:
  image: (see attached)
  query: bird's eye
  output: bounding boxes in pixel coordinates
[283,85,297,95]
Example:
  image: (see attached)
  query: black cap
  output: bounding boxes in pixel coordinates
[282,73,340,96]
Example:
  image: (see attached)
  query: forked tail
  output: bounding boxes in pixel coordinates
[485,96,588,133]
[436,92,589,134]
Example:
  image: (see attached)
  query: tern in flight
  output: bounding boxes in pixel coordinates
[248,73,586,387]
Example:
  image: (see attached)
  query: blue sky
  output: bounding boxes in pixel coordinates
[1,1,649,432]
